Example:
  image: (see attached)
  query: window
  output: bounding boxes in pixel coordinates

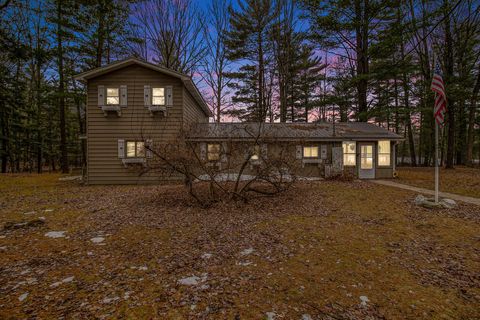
[303,146,319,158]
[106,88,119,105]
[250,145,260,161]
[343,141,356,166]
[152,87,165,105]
[207,143,221,161]
[126,141,145,158]
[360,145,373,169]
[378,140,391,166]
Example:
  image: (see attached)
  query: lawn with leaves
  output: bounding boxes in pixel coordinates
[397,166,480,198]
[0,174,479,319]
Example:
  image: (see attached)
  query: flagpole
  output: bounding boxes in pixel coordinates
[435,117,439,203]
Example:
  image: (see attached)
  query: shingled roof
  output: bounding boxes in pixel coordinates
[187,122,403,141]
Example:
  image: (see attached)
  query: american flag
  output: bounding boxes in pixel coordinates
[431,62,447,126]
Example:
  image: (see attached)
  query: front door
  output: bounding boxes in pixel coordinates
[359,143,375,179]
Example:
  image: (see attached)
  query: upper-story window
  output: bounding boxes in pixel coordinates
[303,146,319,158]
[106,88,119,105]
[126,141,145,158]
[152,88,165,105]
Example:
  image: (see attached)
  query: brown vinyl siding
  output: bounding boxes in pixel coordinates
[86,64,199,184]
[183,88,208,126]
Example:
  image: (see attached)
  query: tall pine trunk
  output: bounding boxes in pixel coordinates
[57,0,69,173]
[444,3,455,169]
[355,0,369,121]
[466,67,480,165]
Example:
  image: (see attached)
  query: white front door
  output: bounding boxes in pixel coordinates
[359,143,375,179]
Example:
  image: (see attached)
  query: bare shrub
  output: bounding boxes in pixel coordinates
[142,123,300,206]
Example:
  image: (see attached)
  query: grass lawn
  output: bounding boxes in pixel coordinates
[0,174,479,319]
[397,166,480,198]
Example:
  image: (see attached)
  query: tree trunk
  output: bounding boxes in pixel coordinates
[57,0,69,173]
[466,67,480,165]
[444,3,455,169]
[355,0,369,122]
[257,31,264,122]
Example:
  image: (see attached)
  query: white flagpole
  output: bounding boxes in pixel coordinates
[435,114,439,203]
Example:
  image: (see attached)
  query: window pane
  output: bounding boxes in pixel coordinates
[378,140,390,153]
[343,142,356,165]
[344,154,356,166]
[106,96,119,105]
[136,142,145,157]
[303,146,318,158]
[107,88,119,97]
[126,142,136,157]
[360,145,373,169]
[152,96,165,105]
[152,88,164,96]
[207,144,220,161]
[250,145,260,160]
[378,154,390,166]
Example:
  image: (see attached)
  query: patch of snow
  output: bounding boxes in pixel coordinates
[87,251,94,256]
[201,253,212,259]
[90,237,105,244]
[59,175,82,181]
[38,216,46,221]
[50,276,74,288]
[240,248,254,256]
[23,211,36,215]
[178,276,201,286]
[266,312,276,320]
[131,266,148,271]
[102,296,119,304]
[177,273,208,286]
[302,314,312,320]
[44,209,54,212]
[45,231,66,238]
[360,295,370,306]
[441,198,457,209]
[236,261,253,266]
[18,293,29,302]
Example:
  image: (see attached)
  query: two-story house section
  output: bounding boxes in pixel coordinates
[74,58,211,185]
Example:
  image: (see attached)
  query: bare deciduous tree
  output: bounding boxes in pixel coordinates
[133,0,206,76]
[201,0,232,123]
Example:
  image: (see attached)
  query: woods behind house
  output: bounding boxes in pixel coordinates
[1,0,479,173]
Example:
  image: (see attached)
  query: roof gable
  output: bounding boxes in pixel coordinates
[74,58,211,117]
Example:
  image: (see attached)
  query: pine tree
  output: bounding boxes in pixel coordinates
[225,0,279,122]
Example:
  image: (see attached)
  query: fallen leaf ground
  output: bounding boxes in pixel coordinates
[0,174,479,319]
[397,166,480,198]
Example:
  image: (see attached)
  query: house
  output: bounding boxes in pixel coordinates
[75,58,402,184]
